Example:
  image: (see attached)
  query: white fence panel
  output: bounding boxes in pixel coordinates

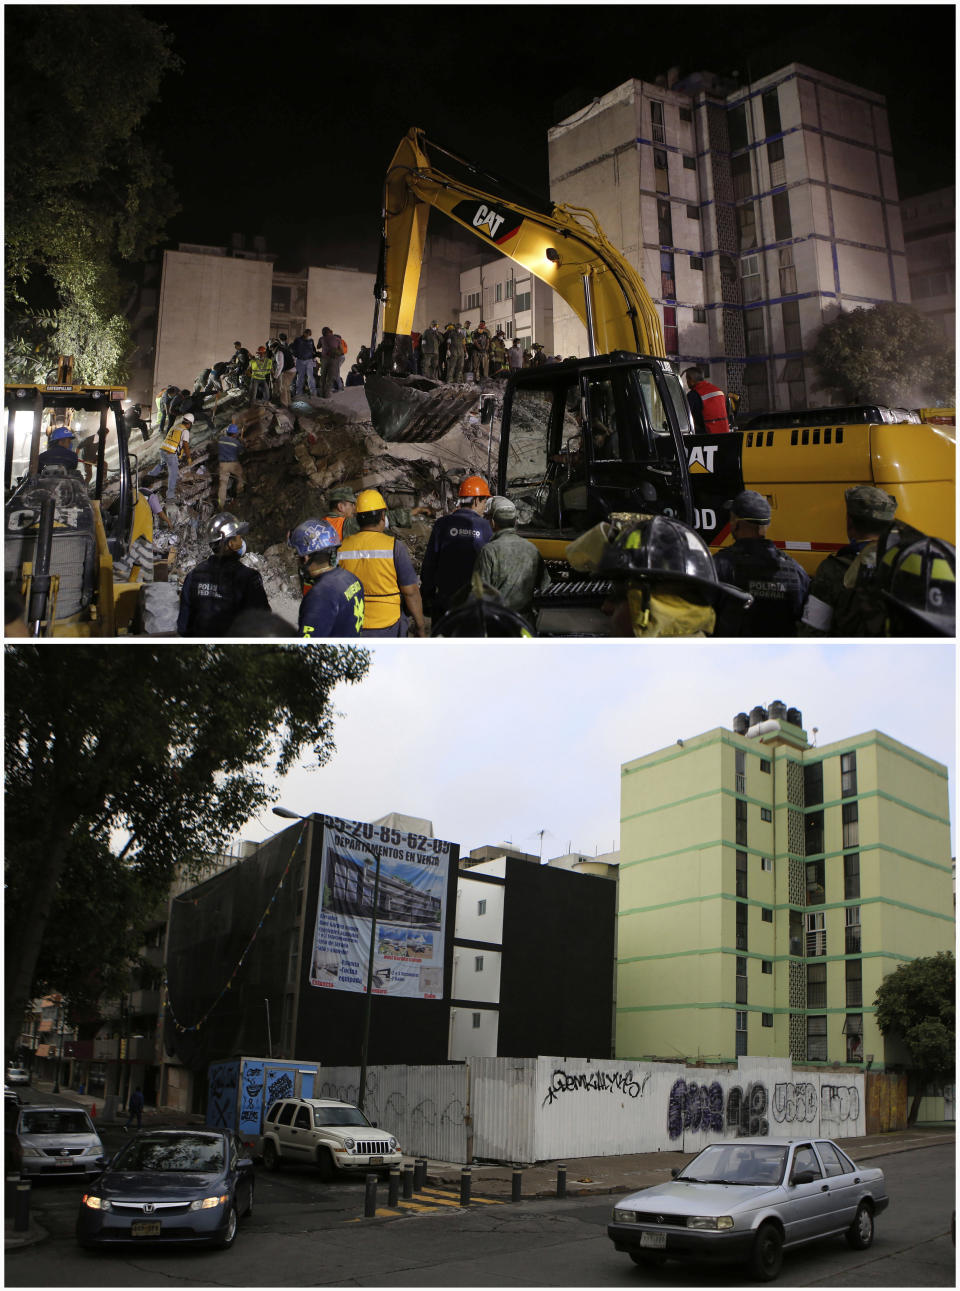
[469,1056,538,1163]
[534,1057,684,1159]
[318,1063,470,1162]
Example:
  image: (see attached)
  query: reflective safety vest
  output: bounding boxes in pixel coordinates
[161,419,189,456]
[337,530,401,629]
[324,514,346,541]
[249,356,273,381]
[693,380,730,434]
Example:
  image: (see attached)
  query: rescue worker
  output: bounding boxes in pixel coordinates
[431,573,535,637]
[229,341,251,386]
[507,338,524,372]
[319,326,346,397]
[177,512,270,636]
[444,323,466,383]
[420,320,443,379]
[147,412,194,500]
[471,321,491,381]
[530,342,547,367]
[799,486,898,636]
[323,486,358,541]
[567,512,751,637]
[879,535,956,637]
[712,490,809,635]
[337,488,426,637]
[683,366,730,434]
[248,346,273,402]
[124,402,151,442]
[37,425,79,472]
[419,476,493,618]
[291,329,318,397]
[288,518,365,638]
[490,329,507,376]
[155,384,179,437]
[217,421,245,508]
[473,496,549,626]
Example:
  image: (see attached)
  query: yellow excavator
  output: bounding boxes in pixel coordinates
[370,129,954,625]
[4,358,153,635]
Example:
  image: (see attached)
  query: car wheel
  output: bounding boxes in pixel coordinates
[241,1180,254,1219]
[629,1251,667,1267]
[750,1222,783,1281]
[846,1202,874,1250]
[262,1140,279,1172]
[317,1147,336,1182]
[215,1203,238,1249]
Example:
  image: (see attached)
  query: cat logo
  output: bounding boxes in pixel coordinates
[687,444,719,474]
[471,204,506,240]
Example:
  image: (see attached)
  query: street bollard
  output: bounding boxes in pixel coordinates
[363,1173,378,1218]
[402,1162,414,1199]
[459,1166,472,1207]
[14,1178,31,1232]
[512,1167,522,1203]
[387,1168,400,1208]
[556,1164,567,1199]
[5,1174,20,1219]
[413,1158,426,1191]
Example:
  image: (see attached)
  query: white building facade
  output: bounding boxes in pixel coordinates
[901,186,955,340]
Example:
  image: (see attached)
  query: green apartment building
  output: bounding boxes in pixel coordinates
[618,703,954,1069]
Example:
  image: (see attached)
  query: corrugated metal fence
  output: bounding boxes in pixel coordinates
[318,1063,470,1163]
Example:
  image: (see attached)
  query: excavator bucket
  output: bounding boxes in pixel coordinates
[364,374,480,443]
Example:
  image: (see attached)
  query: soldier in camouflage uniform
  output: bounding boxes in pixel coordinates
[799,485,898,636]
[420,320,443,379]
[490,329,507,376]
[445,323,466,382]
[471,321,491,382]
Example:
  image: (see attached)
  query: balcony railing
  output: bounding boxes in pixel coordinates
[845,929,862,954]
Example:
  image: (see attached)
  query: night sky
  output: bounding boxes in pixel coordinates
[141,4,955,273]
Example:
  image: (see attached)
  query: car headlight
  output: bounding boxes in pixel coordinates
[613,1208,637,1223]
[388,1137,398,1151]
[687,1215,735,1230]
[20,1145,44,1158]
[342,1137,356,1151]
[189,1195,228,1210]
[82,1195,110,1211]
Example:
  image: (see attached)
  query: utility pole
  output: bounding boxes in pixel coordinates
[357,850,383,1113]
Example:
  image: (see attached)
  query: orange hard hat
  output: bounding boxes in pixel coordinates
[459,475,491,498]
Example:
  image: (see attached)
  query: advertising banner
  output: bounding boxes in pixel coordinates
[310,815,453,999]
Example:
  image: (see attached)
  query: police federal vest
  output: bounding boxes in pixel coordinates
[337,530,402,629]
[693,380,730,434]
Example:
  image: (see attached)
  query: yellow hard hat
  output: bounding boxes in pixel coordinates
[355,488,387,514]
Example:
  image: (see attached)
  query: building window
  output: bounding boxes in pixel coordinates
[736,956,748,1004]
[779,246,797,294]
[658,200,673,246]
[805,860,825,906]
[464,291,481,311]
[515,291,531,312]
[727,104,748,152]
[805,810,824,855]
[736,901,748,951]
[736,850,748,897]
[737,202,758,251]
[843,1013,864,1063]
[761,807,772,822]
[740,252,761,301]
[767,137,786,188]
[661,250,675,299]
[782,300,802,351]
[803,761,823,806]
[807,1014,828,1061]
[735,1010,748,1056]
[845,958,862,1007]
[844,854,860,900]
[736,798,748,846]
[687,204,701,220]
[472,1012,481,1029]
[760,856,772,872]
[690,256,704,270]
[683,154,697,170]
[474,955,484,972]
[806,912,826,957]
[651,99,665,143]
[693,306,706,324]
[841,751,858,797]
[744,308,765,357]
[505,279,514,299]
[735,748,746,789]
[495,283,503,303]
[654,148,670,194]
[680,107,693,123]
[842,802,859,848]
[505,320,513,339]
[761,908,773,923]
[477,898,487,916]
[760,759,772,775]
[762,960,773,975]
[762,1013,774,1027]
[845,906,861,954]
[772,191,792,241]
[762,89,782,136]
[663,305,678,354]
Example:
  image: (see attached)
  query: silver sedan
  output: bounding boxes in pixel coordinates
[607,1136,888,1281]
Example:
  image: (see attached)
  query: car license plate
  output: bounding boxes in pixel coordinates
[367,1156,383,1165]
[641,1231,667,1250]
[55,1157,76,1167]
[131,1221,162,1238]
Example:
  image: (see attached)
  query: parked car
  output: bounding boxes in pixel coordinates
[6,1066,29,1086]
[607,1137,888,1281]
[262,1097,402,1180]
[11,1105,106,1180]
[76,1128,254,1249]
[5,1085,22,1107]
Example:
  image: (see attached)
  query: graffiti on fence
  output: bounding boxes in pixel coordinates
[668,1079,769,1139]
[542,1067,650,1108]
[772,1081,819,1125]
[821,1084,860,1124]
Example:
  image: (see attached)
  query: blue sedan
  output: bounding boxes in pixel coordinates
[76,1128,254,1250]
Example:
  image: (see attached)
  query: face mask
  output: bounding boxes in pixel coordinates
[237,540,247,558]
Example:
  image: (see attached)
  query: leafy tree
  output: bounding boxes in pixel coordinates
[4,644,370,1054]
[811,303,955,407]
[874,951,955,1123]
[4,7,182,383]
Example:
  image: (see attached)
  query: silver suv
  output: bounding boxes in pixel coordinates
[261,1097,402,1180]
[12,1104,106,1179]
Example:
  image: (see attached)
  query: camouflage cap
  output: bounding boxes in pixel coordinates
[845,485,897,523]
[327,485,357,504]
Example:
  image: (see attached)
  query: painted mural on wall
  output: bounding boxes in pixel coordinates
[206,1059,239,1130]
[310,816,453,1000]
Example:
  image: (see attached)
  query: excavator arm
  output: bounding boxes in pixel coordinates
[377,128,664,368]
